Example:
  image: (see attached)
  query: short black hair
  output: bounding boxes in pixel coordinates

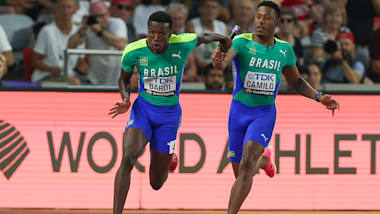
[148,11,172,28]
[257,1,281,18]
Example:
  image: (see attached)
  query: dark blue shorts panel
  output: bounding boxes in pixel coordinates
[228,100,276,163]
[126,97,181,154]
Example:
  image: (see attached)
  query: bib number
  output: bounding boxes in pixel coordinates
[244,71,276,95]
[144,76,176,97]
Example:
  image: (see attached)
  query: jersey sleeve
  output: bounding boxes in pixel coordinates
[286,43,296,67]
[120,45,136,73]
[179,33,198,58]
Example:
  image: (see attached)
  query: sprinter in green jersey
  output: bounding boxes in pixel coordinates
[109,11,232,214]
[212,2,340,214]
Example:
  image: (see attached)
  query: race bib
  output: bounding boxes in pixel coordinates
[244,71,276,95]
[144,76,176,97]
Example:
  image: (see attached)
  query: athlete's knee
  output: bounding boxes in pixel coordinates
[121,140,144,171]
[240,143,263,175]
[239,158,257,175]
[120,148,141,171]
[120,154,135,171]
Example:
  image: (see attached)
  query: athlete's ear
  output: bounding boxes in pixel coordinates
[275,17,281,27]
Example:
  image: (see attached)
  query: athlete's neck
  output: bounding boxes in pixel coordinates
[253,34,275,47]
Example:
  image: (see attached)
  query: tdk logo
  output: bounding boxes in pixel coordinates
[0,120,30,179]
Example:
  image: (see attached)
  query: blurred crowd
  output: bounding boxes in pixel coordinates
[0,0,380,90]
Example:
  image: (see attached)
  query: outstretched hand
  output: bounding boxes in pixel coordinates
[108,100,131,119]
[319,94,340,116]
[212,47,227,69]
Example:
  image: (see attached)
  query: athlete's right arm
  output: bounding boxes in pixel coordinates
[118,69,133,101]
[108,69,133,119]
[211,47,237,70]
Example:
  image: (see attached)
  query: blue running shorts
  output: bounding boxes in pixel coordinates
[228,99,276,163]
[125,97,182,154]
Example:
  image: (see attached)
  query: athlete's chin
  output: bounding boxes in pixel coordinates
[255,31,264,37]
[152,47,162,53]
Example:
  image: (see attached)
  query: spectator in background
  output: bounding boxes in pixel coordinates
[277,8,304,68]
[69,1,127,85]
[0,0,36,14]
[186,0,227,72]
[0,25,14,68]
[342,0,380,72]
[368,28,380,83]
[133,0,166,39]
[228,0,255,34]
[167,2,187,34]
[0,0,35,7]
[321,31,365,84]
[305,62,322,90]
[310,1,348,63]
[204,65,225,90]
[345,0,380,49]
[0,0,55,21]
[0,53,7,87]
[183,0,230,22]
[109,0,137,43]
[24,0,55,21]
[280,0,323,39]
[31,0,86,85]
[72,0,89,25]
[167,2,199,82]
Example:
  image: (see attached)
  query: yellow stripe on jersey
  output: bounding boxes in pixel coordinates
[233,34,290,45]
[169,33,197,43]
[275,38,289,44]
[121,38,148,60]
[233,33,252,41]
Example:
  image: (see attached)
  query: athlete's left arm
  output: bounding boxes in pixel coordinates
[197,32,232,52]
[283,66,340,112]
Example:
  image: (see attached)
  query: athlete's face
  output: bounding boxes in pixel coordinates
[147,21,171,54]
[254,6,279,38]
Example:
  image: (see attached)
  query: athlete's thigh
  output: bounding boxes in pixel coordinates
[126,97,153,142]
[243,110,276,148]
[228,100,251,163]
[123,127,148,157]
[150,105,181,154]
[149,109,181,177]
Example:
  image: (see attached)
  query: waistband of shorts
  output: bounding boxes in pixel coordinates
[231,99,275,111]
[136,96,181,112]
